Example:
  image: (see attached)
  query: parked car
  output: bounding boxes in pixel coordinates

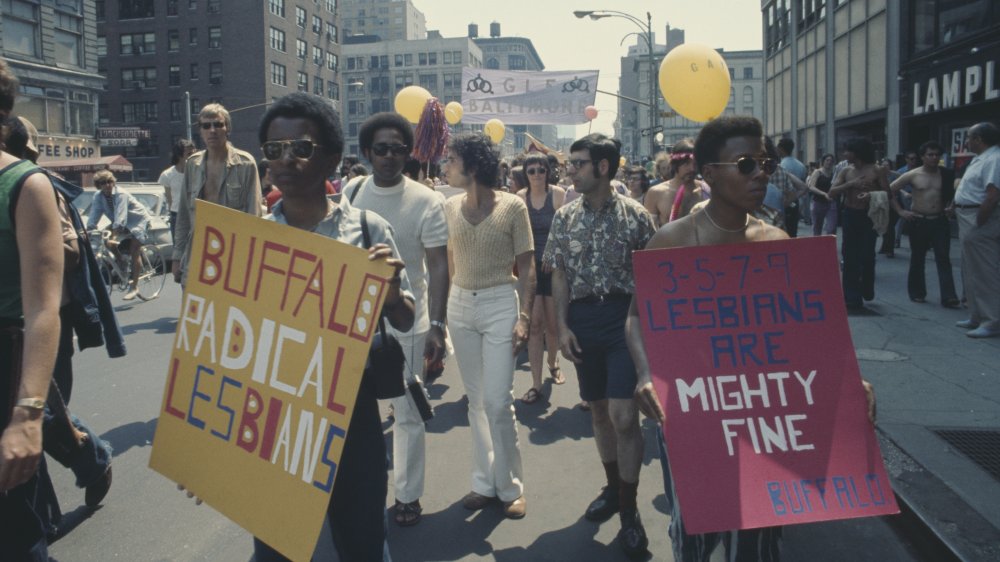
[73,182,172,269]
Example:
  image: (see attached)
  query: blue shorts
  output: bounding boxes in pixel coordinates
[567,296,637,401]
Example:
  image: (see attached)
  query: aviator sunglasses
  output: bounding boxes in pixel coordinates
[371,143,410,157]
[200,121,226,130]
[706,156,777,175]
[260,139,323,160]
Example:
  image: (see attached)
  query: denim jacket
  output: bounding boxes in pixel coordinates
[51,174,127,358]
[85,186,151,236]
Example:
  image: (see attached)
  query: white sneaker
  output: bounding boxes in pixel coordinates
[123,286,139,301]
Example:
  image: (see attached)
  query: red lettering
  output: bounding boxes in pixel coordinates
[283,249,316,311]
[253,241,290,301]
[164,358,186,419]
[198,226,225,285]
[236,387,265,453]
[325,347,348,415]
[258,397,284,460]
[294,259,325,324]
[223,233,256,297]
[325,263,349,334]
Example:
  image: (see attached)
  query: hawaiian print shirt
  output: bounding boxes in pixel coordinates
[543,190,656,301]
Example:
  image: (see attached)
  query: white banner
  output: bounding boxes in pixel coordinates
[460,68,599,125]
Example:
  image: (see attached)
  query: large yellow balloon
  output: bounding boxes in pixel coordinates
[658,44,732,122]
[394,86,432,124]
[484,119,505,144]
[445,101,463,125]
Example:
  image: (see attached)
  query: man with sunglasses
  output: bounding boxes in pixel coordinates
[343,112,449,527]
[172,103,261,285]
[545,133,657,559]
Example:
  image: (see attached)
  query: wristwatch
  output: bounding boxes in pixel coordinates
[430,320,446,330]
[15,397,46,411]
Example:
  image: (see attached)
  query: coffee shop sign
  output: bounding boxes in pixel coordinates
[912,60,1000,115]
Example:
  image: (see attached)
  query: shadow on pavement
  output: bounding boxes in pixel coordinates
[425,395,471,434]
[389,499,504,561]
[517,399,595,446]
[100,417,157,457]
[120,316,177,335]
[491,516,646,562]
[48,504,101,544]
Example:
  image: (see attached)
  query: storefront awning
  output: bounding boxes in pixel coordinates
[41,155,133,173]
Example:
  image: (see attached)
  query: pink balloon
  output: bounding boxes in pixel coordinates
[584,105,598,120]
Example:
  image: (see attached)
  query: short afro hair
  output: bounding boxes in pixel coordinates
[569,133,622,178]
[258,92,344,157]
[694,116,764,174]
[358,112,414,154]
[449,132,500,188]
[844,137,876,164]
[918,141,943,156]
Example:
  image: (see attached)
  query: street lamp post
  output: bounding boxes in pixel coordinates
[574,9,659,157]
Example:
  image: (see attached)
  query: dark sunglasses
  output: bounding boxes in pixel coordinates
[526,167,547,175]
[200,121,226,130]
[566,158,595,169]
[261,139,323,160]
[706,156,777,175]
[371,143,410,157]
[95,179,115,186]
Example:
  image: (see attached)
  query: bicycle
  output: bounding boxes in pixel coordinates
[88,229,166,301]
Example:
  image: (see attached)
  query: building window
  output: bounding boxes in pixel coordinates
[326,0,335,13]
[119,32,156,55]
[190,62,199,80]
[728,67,735,80]
[168,29,180,51]
[167,0,178,16]
[190,97,200,115]
[97,36,107,57]
[271,62,287,86]
[744,67,753,80]
[394,54,403,67]
[327,52,338,71]
[296,39,307,60]
[327,81,339,100]
[188,0,196,9]
[207,0,220,14]
[4,0,41,58]
[297,71,308,92]
[296,6,306,27]
[122,101,158,124]
[119,0,155,19]
[443,51,452,65]
[486,58,499,69]
[370,55,380,69]
[428,52,437,65]
[269,0,284,17]
[209,62,222,84]
[313,47,323,66]
[169,65,181,86]
[418,53,427,65]
[743,86,754,105]
[453,51,462,64]
[121,67,157,89]
[312,15,322,33]
[326,22,338,43]
[314,76,324,96]
[96,0,105,20]
[188,28,198,46]
[765,0,790,56]
[418,74,437,91]
[404,53,412,66]
[170,100,182,121]
[369,76,389,94]
[910,0,998,56]
[208,27,221,48]
[509,55,525,70]
[270,27,286,52]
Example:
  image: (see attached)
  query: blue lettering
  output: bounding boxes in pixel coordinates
[718,296,739,328]
[710,335,736,369]
[667,298,691,330]
[737,334,763,366]
[210,375,243,441]
[312,422,347,492]
[849,476,870,508]
[692,297,716,329]
[187,365,213,430]
[803,290,825,321]
[763,331,788,364]
[866,473,887,506]
[644,300,667,332]
[783,481,807,514]
[777,292,803,322]
[766,481,786,515]
[832,476,853,508]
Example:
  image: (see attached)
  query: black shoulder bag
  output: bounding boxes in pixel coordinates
[359,210,407,400]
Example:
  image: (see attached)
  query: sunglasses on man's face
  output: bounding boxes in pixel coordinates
[706,156,777,175]
[566,158,595,170]
[95,180,115,186]
[371,143,410,157]
[526,167,547,175]
[260,139,322,160]
[200,121,226,130]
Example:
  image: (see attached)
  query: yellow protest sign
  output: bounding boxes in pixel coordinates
[150,201,393,561]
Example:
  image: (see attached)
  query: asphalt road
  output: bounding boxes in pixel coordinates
[46,267,928,562]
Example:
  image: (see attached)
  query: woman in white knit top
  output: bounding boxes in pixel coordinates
[443,133,536,519]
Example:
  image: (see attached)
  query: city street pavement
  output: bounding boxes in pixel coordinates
[43,228,998,561]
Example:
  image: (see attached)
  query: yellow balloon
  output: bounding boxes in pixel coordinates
[619,156,627,167]
[394,86,432,124]
[445,101,464,125]
[658,44,732,122]
[484,119,505,144]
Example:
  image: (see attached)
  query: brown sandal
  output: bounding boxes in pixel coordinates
[550,366,566,385]
[521,387,542,404]
[394,499,422,526]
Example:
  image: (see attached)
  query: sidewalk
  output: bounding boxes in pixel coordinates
[841,233,1000,561]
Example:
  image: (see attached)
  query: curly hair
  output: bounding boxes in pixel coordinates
[171,138,196,165]
[844,137,876,164]
[694,116,764,173]
[358,112,414,153]
[449,132,500,188]
[258,92,344,157]
[0,59,18,115]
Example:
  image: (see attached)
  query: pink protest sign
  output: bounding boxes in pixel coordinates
[633,236,898,534]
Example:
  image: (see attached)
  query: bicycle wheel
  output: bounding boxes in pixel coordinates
[136,245,166,301]
[97,261,113,294]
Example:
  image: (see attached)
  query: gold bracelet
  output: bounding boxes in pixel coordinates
[15,397,46,411]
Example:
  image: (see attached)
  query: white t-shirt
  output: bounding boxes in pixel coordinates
[344,175,449,334]
[158,165,186,213]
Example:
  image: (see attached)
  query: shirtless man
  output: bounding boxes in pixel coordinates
[828,137,891,309]
[172,103,261,284]
[643,139,709,227]
[626,115,876,561]
[891,141,959,307]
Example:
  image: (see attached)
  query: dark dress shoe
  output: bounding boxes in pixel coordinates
[618,508,649,559]
[584,486,619,522]
[85,466,113,507]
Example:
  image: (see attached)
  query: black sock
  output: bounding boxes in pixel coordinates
[619,479,638,511]
[603,461,620,491]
